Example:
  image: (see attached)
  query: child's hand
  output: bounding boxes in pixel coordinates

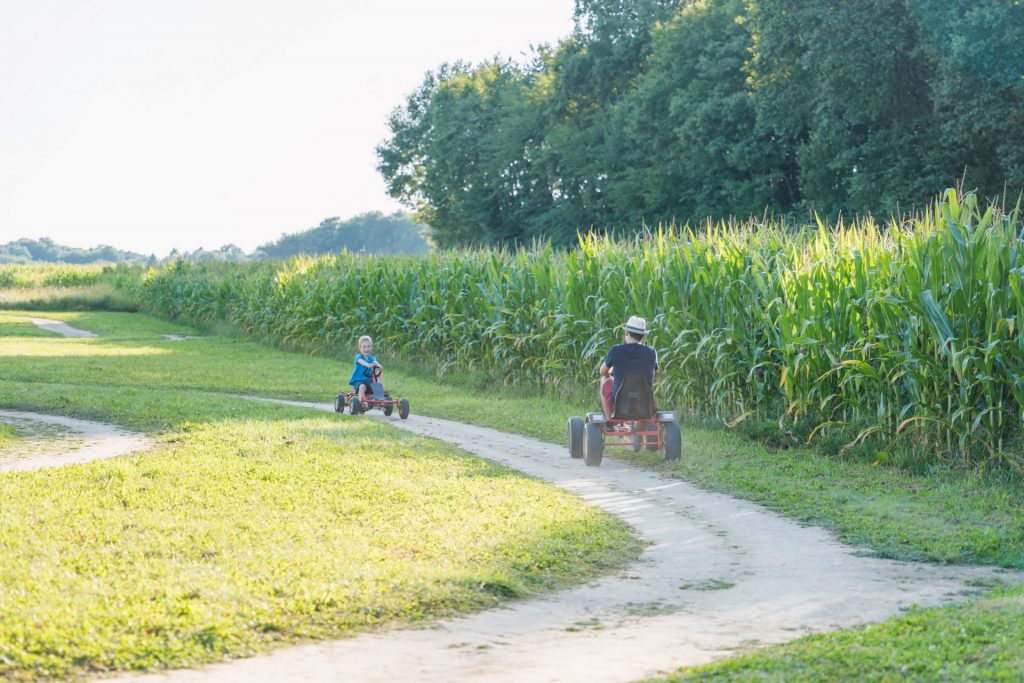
[374,361,383,368]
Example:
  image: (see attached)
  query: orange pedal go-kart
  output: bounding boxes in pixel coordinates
[568,372,680,466]
[335,369,410,419]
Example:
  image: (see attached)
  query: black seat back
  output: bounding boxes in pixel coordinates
[613,372,655,419]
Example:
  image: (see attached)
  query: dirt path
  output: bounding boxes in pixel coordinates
[27,316,98,337]
[105,400,1021,683]
[0,410,152,472]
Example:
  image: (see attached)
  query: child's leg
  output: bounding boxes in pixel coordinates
[600,378,614,416]
[358,383,366,400]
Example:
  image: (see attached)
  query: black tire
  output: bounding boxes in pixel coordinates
[383,403,394,416]
[349,396,361,415]
[584,422,604,467]
[568,416,584,459]
[631,426,642,453]
[663,421,681,461]
[335,395,345,414]
[398,398,410,419]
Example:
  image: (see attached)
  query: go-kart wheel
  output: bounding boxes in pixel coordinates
[568,416,584,459]
[350,396,361,415]
[584,422,604,467]
[631,427,642,453]
[335,394,345,413]
[398,398,410,419]
[383,403,394,416]
[663,421,681,461]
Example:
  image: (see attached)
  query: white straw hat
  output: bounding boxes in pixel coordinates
[624,315,649,335]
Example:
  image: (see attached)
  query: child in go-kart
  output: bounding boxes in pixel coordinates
[349,335,383,402]
[598,315,658,419]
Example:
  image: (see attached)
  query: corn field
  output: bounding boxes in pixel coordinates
[114,190,1024,468]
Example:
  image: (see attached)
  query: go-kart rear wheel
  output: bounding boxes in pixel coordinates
[349,396,361,415]
[335,394,345,414]
[584,422,604,467]
[568,416,584,459]
[398,398,410,419]
[663,421,681,461]
[383,403,394,416]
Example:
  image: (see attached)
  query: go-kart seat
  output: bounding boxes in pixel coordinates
[612,372,656,419]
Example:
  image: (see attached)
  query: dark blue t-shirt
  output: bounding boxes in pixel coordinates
[604,343,658,398]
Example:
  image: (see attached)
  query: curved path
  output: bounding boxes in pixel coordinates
[1,319,146,470]
[0,409,152,472]
[6,320,1019,681]
[108,399,1022,683]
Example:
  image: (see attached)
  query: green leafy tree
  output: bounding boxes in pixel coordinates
[603,0,793,227]
[747,0,950,217]
[915,0,1024,199]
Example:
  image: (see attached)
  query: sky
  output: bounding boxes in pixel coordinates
[0,1,576,256]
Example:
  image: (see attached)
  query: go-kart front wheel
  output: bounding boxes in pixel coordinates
[568,416,584,459]
[349,397,362,415]
[383,403,394,416]
[398,398,410,419]
[584,422,604,467]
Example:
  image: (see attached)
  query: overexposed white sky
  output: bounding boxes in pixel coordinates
[0,1,575,256]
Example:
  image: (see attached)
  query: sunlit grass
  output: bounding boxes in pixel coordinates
[0,282,137,312]
[0,412,635,679]
[652,584,1024,682]
[0,423,16,447]
[0,339,169,357]
[0,311,640,680]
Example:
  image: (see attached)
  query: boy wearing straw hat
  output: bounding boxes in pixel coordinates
[599,315,659,417]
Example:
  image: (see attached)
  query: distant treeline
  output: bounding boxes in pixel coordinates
[1,212,429,264]
[378,0,1024,247]
[0,238,151,265]
[257,212,429,258]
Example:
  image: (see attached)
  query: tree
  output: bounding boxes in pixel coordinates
[603,0,793,227]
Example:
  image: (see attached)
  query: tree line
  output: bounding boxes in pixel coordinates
[1,212,428,264]
[377,0,1024,247]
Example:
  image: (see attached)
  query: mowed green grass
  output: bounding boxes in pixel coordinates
[12,311,1017,569]
[0,311,640,680]
[649,583,1024,682]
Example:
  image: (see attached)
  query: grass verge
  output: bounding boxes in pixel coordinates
[0,423,17,447]
[0,311,640,680]
[647,582,1024,682]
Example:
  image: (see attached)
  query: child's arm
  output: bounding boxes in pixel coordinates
[356,357,374,369]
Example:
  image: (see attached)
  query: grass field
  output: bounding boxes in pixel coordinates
[0,311,639,680]
[4,309,1024,680]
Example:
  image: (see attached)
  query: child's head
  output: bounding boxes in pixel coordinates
[358,335,373,355]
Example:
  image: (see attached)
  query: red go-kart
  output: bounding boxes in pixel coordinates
[335,369,410,419]
[568,373,680,466]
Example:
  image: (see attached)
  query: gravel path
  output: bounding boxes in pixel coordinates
[104,399,1021,683]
